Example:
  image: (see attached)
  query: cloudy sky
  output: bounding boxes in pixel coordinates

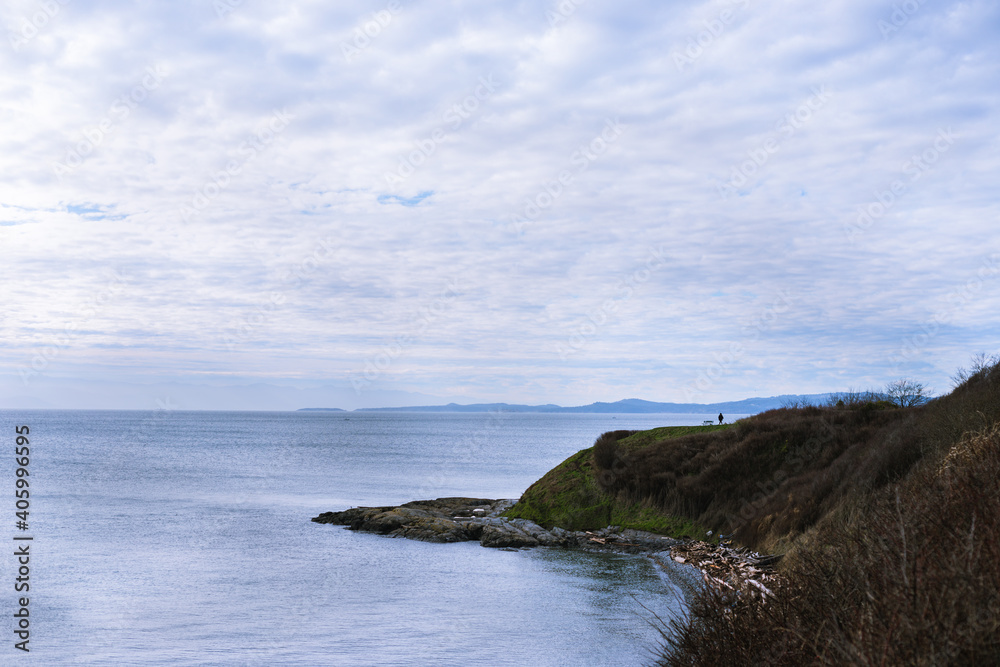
[1,0,998,410]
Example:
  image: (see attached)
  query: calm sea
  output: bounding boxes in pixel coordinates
[0,410,730,666]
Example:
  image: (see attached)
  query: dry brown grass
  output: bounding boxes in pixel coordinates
[657,357,1000,665]
[595,404,923,554]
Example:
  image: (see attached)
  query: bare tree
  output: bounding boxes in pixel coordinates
[951,352,1000,388]
[884,378,930,408]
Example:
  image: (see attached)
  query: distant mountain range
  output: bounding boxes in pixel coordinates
[299,394,833,414]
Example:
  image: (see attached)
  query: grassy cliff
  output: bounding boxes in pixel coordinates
[504,403,928,555]
[503,425,728,537]
[504,355,1000,664]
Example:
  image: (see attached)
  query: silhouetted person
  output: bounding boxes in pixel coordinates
[718,413,724,424]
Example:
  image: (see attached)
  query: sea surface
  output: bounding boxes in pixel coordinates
[0,410,737,666]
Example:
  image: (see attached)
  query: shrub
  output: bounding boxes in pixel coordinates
[656,356,1000,665]
[592,430,636,491]
[592,431,621,470]
[659,424,1000,666]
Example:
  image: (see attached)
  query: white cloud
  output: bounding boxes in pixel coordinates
[1,0,998,408]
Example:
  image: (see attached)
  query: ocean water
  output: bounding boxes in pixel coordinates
[0,410,727,666]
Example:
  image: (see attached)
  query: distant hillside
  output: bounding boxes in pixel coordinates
[352,402,559,413]
[345,395,832,414]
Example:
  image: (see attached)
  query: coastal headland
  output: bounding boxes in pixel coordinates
[313,357,1000,664]
[312,423,787,595]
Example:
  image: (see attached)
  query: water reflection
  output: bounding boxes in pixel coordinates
[518,547,694,661]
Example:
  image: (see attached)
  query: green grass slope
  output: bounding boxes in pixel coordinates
[503,425,731,537]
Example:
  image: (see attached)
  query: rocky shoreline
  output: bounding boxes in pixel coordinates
[312,497,684,551]
[311,497,782,593]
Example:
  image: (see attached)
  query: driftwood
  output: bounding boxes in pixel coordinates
[667,540,782,601]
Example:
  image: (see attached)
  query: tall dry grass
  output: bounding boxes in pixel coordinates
[656,356,1000,665]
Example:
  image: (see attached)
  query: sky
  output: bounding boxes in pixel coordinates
[1,0,998,410]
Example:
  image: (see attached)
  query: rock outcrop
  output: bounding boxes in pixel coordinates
[311,498,503,543]
[311,497,684,553]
